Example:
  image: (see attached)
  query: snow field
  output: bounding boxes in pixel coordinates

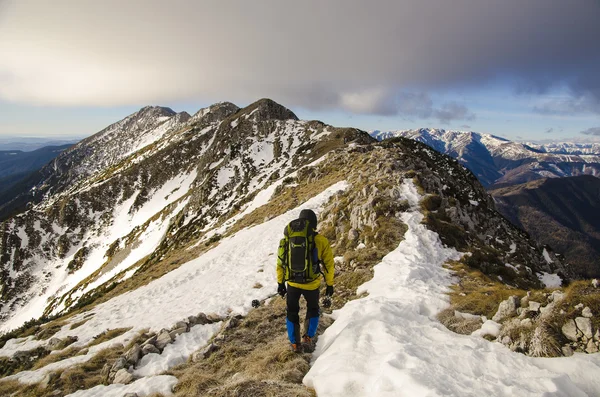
[304,180,600,397]
[0,181,349,395]
[0,171,197,332]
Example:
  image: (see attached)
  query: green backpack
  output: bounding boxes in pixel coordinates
[279,218,321,283]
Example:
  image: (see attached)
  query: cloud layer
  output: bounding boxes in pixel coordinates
[0,0,598,120]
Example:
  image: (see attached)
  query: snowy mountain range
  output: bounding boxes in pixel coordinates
[0,101,598,397]
[370,129,600,187]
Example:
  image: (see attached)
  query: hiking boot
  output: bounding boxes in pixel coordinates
[290,343,302,353]
[301,335,314,353]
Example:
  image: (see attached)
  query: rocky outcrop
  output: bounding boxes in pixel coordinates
[97,312,224,384]
[478,284,599,357]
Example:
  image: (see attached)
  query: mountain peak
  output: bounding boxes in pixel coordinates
[240,98,299,121]
[191,102,240,124]
[137,105,177,118]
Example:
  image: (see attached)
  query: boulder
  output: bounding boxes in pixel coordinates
[155,329,173,350]
[561,345,574,357]
[586,339,599,354]
[113,368,134,384]
[141,335,157,348]
[46,338,63,350]
[170,326,187,339]
[188,315,199,326]
[110,357,128,373]
[123,394,139,397]
[199,343,220,359]
[348,228,359,241]
[225,317,239,330]
[492,296,520,322]
[124,344,142,365]
[196,312,209,325]
[595,329,600,342]
[550,290,565,303]
[172,321,189,332]
[582,307,593,318]
[562,320,578,342]
[207,313,222,323]
[100,362,111,379]
[575,317,593,339]
[142,343,160,355]
[528,301,541,311]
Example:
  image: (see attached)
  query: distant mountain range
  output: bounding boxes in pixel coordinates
[0,145,73,212]
[491,175,600,278]
[0,137,80,152]
[370,129,600,188]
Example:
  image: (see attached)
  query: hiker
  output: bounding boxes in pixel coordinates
[276,209,334,353]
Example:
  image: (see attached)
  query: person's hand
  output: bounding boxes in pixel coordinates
[278,283,287,297]
[326,285,334,297]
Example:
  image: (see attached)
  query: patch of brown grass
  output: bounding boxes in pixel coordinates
[559,280,600,330]
[171,296,318,397]
[69,318,89,330]
[445,262,527,319]
[87,327,132,348]
[32,346,85,370]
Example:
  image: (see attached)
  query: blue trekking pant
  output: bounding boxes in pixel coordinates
[286,284,319,344]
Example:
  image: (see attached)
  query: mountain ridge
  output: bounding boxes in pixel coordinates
[370,128,600,187]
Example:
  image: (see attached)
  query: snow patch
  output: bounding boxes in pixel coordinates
[538,272,562,288]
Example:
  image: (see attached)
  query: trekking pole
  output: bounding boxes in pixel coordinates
[251,292,283,308]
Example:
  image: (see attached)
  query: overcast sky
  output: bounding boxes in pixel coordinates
[0,0,599,142]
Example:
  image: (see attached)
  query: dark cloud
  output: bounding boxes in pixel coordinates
[434,102,475,124]
[0,0,598,115]
[545,128,554,134]
[581,127,600,136]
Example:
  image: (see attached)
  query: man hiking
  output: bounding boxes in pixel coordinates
[276,209,334,353]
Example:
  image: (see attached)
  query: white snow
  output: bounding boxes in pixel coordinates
[0,170,198,333]
[505,263,519,272]
[509,243,517,254]
[134,322,221,377]
[304,179,600,397]
[538,272,563,288]
[65,375,178,397]
[472,320,501,338]
[0,181,349,391]
[542,248,554,264]
[4,173,600,396]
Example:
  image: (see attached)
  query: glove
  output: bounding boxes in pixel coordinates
[277,283,287,297]
[325,285,334,297]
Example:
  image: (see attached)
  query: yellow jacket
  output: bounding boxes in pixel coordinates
[277,234,334,290]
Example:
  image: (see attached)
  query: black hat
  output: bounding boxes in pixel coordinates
[299,209,317,230]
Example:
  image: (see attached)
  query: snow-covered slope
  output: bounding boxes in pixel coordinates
[371,129,600,187]
[0,98,370,331]
[0,101,589,396]
[305,180,600,397]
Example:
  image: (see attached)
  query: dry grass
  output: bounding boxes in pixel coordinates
[34,321,66,340]
[437,308,483,335]
[557,280,600,330]
[444,262,526,319]
[87,327,132,348]
[0,346,124,397]
[170,297,317,397]
[31,346,85,370]
[69,319,89,330]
